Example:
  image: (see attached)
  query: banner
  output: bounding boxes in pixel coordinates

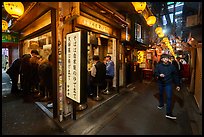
[2,32,19,43]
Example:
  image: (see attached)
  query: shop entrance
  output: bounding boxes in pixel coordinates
[2,48,9,71]
[125,47,139,85]
[71,30,118,119]
[87,32,117,87]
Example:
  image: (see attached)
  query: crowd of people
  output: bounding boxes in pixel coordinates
[6,50,53,106]
[7,51,115,105]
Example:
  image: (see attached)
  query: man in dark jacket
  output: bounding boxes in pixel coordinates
[154,54,180,120]
[6,58,22,94]
[88,55,106,97]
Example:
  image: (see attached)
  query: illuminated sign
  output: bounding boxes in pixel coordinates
[2,32,18,43]
[76,16,112,35]
[137,50,145,63]
[66,31,81,103]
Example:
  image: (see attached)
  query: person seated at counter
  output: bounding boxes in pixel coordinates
[104,55,114,90]
[88,55,106,97]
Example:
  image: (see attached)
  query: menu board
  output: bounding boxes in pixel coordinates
[66,31,81,103]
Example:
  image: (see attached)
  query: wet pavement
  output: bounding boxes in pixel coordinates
[2,70,202,135]
[2,69,65,135]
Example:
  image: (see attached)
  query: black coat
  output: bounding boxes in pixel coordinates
[93,61,106,84]
[38,61,52,88]
[172,60,184,78]
[154,62,180,86]
[6,58,21,79]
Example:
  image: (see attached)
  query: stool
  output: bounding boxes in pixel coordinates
[102,78,112,95]
[93,83,103,101]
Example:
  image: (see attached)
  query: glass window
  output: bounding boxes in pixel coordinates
[136,23,141,40]
[167,2,174,5]
[162,15,167,25]
[23,31,52,60]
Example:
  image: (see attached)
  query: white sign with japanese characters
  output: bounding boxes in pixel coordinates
[66,31,81,103]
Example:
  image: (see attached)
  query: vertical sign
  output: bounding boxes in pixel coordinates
[112,38,117,87]
[66,31,81,103]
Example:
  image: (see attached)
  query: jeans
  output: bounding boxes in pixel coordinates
[158,83,173,114]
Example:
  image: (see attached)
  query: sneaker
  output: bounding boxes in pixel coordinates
[157,105,164,110]
[47,103,53,108]
[166,113,177,120]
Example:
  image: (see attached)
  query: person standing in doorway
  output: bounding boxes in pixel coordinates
[105,55,114,89]
[154,54,180,120]
[105,55,114,80]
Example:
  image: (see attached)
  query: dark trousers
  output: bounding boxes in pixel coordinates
[11,75,19,93]
[87,77,96,96]
[158,83,173,114]
[105,75,113,89]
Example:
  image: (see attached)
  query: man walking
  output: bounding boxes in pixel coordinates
[154,54,180,120]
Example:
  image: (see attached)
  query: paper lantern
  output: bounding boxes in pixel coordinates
[146,15,156,26]
[132,2,147,13]
[155,26,163,34]
[4,2,24,18]
[2,20,8,31]
[158,32,164,38]
[162,37,169,42]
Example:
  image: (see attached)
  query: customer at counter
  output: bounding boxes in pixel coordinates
[87,55,106,97]
[104,55,114,90]
[105,55,114,80]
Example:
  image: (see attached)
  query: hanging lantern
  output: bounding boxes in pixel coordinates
[3,2,24,18]
[146,15,156,26]
[155,26,163,34]
[162,37,169,42]
[132,2,147,13]
[2,20,8,32]
[158,32,164,38]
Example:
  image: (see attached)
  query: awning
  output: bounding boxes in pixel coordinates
[133,41,148,50]
[122,40,148,50]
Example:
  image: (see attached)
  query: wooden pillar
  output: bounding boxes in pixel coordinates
[57,2,64,122]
